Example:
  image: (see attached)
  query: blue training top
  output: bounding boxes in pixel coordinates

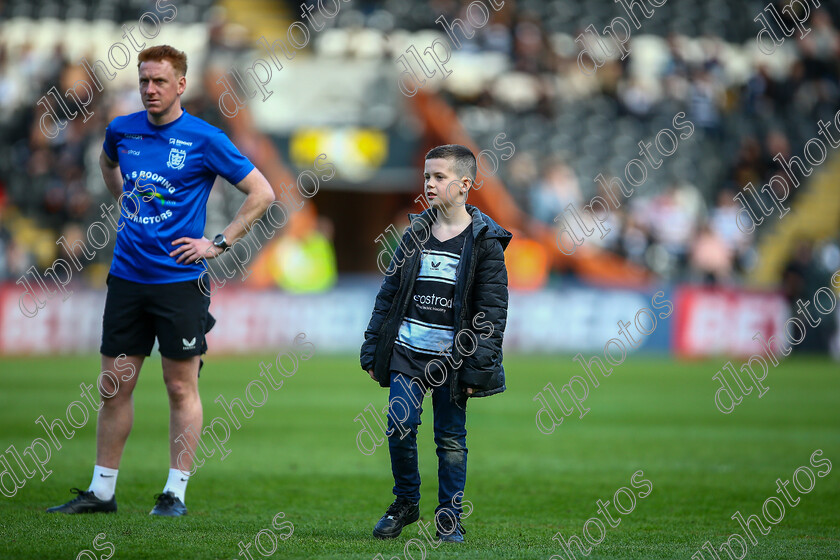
[102,109,254,284]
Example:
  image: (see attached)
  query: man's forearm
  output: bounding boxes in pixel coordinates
[99,156,123,199]
[104,173,123,200]
[220,191,274,245]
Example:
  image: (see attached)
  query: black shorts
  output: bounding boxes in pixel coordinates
[100,274,216,359]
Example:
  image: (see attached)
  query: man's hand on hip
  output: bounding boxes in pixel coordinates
[170,237,221,264]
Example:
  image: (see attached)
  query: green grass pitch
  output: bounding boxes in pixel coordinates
[0,353,838,559]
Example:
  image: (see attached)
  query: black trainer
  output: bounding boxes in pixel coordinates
[435,516,466,543]
[149,492,187,517]
[372,497,420,539]
[46,488,117,514]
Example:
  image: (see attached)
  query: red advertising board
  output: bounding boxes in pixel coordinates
[672,286,789,358]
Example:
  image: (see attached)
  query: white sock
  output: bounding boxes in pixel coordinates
[162,468,189,503]
[88,465,118,501]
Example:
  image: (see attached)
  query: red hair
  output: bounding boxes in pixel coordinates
[137,45,187,76]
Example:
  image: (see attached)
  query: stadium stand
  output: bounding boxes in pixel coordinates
[1,0,838,288]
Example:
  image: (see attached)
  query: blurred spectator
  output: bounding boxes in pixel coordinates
[643,183,705,271]
[781,240,838,352]
[529,157,581,225]
[586,178,625,252]
[689,222,733,285]
[617,212,651,266]
[728,136,764,190]
[781,240,815,308]
[505,150,540,209]
[687,69,723,137]
[709,189,750,266]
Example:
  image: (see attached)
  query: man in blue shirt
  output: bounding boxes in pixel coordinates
[47,45,274,516]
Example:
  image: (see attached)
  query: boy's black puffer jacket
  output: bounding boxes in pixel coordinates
[360,205,512,403]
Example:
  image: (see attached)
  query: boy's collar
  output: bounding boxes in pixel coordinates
[409,204,481,234]
[408,204,512,248]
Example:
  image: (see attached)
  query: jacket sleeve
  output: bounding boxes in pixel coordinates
[460,237,508,389]
[359,236,407,371]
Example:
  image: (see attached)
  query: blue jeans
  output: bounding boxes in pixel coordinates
[387,371,468,518]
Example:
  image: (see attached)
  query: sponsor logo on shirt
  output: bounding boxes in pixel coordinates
[120,149,141,156]
[125,134,144,140]
[126,209,173,225]
[130,170,174,191]
[167,148,187,170]
[152,192,176,206]
[169,138,193,147]
[414,293,453,309]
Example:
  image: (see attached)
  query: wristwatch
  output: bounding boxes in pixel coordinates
[213,233,229,250]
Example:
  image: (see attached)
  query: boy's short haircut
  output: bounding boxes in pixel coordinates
[138,45,188,77]
[425,144,477,182]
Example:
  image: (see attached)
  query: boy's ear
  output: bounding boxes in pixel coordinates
[462,177,472,192]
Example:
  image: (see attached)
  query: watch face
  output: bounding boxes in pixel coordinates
[214,234,226,247]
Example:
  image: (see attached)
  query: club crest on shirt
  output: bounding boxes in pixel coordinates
[167,148,187,170]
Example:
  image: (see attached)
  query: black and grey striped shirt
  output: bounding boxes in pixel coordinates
[390,224,469,378]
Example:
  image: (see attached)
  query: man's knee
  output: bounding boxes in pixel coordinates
[97,370,131,405]
[162,356,200,404]
[165,378,197,404]
[98,354,142,400]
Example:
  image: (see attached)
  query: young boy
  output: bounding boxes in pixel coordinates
[360,144,511,543]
